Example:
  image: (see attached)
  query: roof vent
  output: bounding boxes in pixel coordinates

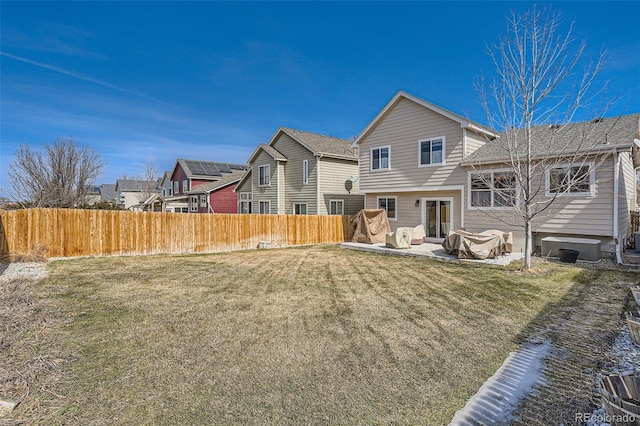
[591,118,604,123]
[548,124,561,130]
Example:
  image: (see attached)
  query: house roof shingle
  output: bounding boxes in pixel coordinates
[100,184,116,202]
[280,128,358,160]
[114,179,152,192]
[462,114,640,165]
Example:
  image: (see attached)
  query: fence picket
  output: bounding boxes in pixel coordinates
[0,209,354,258]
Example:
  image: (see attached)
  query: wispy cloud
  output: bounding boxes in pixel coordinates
[1,21,108,60]
[0,51,156,101]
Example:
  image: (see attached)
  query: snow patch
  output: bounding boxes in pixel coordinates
[449,339,551,426]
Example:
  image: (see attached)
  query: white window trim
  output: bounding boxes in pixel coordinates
[544,162,596,198]
[183,180,189,193]
[377,195,397,221]
[258,164,271,186]
[190,196,198,212]
[303,160,309,185]
[329,199,344,215]
[200,195,207,207]
[239,192,252,214]
[259,200,271,214]
[467,169,519,210]
[292,203,308,215]
[173,181,179,195]
[422,197,455,240]
[418,136,446,167]
[370,146,391,172]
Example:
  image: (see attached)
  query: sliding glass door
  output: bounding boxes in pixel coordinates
[422,198,453,240]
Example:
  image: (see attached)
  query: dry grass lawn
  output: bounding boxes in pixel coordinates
[1,244,637,425]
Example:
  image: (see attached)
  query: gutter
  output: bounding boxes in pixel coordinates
[613,151,622,264]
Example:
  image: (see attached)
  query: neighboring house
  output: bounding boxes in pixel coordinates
[83,185,102,205]
[100,184,117,205]
[114,179,158,210]
[158,171,173,198]
[353,90,640,258]
[235,127,364,215]
[165,159,248,213]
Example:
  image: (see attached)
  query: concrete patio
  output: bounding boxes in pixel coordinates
[340,241,523,266]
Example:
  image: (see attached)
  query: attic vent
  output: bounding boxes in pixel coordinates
[548,124,561,130]
[591,118,604,123]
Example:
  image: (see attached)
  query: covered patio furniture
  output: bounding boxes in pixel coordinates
[442,229,513,260]
[350,209,392,244]
[411,224,426,245]
[385,227,413,249]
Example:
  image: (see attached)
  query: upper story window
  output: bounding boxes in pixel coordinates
[546,163,594,197]
[469,170,517,208]
[303,160,309,184]
[371,146,390,171]
[259,165,271,186]
[182,180,189,193]
[173,181,179,195]
[419,137,445,166]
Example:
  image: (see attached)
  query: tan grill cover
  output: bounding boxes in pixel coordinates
[350,209,391,244]
[442,230,513,259]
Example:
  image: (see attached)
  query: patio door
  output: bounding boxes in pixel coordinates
[422,198,453,241]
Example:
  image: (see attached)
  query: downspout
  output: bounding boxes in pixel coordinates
[276,160,281,214]
[316,154,322,215]
[613,151,622,264]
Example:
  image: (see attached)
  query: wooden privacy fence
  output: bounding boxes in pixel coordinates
[0,208,354,258]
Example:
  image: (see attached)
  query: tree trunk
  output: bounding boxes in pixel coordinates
[524,220,532,269]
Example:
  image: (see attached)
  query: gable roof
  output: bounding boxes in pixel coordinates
[114,179,153,192]
[279,128,357,160]
[174,158,248,180]
[462,113,640,165]
[234,167,252,191]
[247,143,287,164]
[353,90,497,146]
[187,167,247,194]
[247,128,358,164]
[159,171,172,186]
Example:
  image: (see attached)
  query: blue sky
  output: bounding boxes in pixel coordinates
[1,1,639,195]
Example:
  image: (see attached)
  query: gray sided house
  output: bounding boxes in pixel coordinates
[235,127,364,215]
[354,90,640,259]
[114,179,159,210]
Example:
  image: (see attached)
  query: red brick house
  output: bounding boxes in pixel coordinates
[164,159,248,213]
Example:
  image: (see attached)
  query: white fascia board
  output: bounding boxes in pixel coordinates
[358,185,465,194]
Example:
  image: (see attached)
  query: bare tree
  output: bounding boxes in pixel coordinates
[8,137,106,208]
[142,159,159,200]
[471,6,615,269]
